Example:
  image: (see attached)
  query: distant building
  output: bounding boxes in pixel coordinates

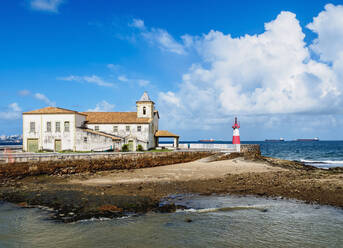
[22,92,177,152]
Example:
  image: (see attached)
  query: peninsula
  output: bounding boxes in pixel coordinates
[0,151,342,222]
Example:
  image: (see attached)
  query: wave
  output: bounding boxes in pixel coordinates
[300,159,343,164]
[177,206,268,213]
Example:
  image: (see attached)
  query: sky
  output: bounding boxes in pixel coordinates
[1,0,343,140]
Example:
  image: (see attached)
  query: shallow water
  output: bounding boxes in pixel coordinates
[1,195,342,248]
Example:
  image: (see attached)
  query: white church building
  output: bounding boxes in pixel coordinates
[22,92,179,152]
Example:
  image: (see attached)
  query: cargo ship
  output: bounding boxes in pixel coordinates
[265,138,285,142]
[296,137,319,141]
[198,139,215,142]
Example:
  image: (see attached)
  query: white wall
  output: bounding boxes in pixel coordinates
[75,114,87,128]
[75,129,121,151]
[23,113,87,151]
[23,114,41,151]
[136,102,154,118]
[87,123,150,149]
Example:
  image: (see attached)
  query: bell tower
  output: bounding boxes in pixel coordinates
[136,92,154,118]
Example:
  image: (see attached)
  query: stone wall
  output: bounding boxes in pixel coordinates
[240,144,261,155]
[0,151,214,179]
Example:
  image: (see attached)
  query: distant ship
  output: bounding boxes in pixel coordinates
[265,138,285,142]
[199,139,215,142]
[296,137,319,141]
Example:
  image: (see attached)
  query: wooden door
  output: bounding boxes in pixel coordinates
[55,139,62,152]
[27,139,38,152]
[128,140,134,151]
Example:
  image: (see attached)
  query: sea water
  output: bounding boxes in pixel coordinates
[162,140,343,168]
[0,195,342,248]
[257,140,343,168]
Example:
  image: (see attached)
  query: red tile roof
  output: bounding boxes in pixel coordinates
[155,130,179,137]
[23,107,87,116]
[80,128,122,141]
[81,112,152,124]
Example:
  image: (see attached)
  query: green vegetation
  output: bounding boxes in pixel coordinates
[146,149,172,152]
[136,144,144,151]
[36,150,53,153]
[122,144,129,152]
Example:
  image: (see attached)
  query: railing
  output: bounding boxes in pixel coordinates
[0,145,22,152]
[161,143,240,152]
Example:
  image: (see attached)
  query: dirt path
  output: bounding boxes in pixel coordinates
[70,157,286,185]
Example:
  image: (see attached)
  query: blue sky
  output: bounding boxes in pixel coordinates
[1,0,343,140]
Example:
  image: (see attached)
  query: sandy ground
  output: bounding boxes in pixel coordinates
[71,157,286,186]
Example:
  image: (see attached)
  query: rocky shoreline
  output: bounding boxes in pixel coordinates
[0,153,342,222]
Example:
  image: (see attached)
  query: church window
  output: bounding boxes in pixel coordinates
[95,126,99,131]
[126,126,130,132]
[113,126,118,133]
[30,122,35,133]
[143,107,146,115]
[84,137,87,143]
[137,126,141,132]
[64,121,70,132]
[55,122,60,132]
[47,122,51,132]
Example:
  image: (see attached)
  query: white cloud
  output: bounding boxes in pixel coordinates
[138,79,150,87]
[159,91,181,107]
[118,75,129,82]
[129,19,145,29]
[34,93,56,106]
[158,6,343,130]
[18,90,30,96]
[307,4,343,63]
[129,18,186,55]
[115,73,150,87]
[307,4,343,91]
[107,64,121,71]
[0,103,22,120]
[29,0,64,13]
[142,28,186,55]
[58,75,114,87]
[87,100,115,112]
[83,75,113,87]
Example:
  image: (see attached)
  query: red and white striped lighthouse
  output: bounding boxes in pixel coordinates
[232,117,240,144]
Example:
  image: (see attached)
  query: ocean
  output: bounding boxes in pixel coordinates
[1,141,343,247]
[249,140,343,168]
[162,140,343,169]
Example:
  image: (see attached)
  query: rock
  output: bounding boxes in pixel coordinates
[185,218,193,223]
[158,203,176,213]
[97,205,123,212]
[17,202,29,207]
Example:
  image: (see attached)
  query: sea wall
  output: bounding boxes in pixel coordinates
[0,151,214,179]
[240,144,261,155]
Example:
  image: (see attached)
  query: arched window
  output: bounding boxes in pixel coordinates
[143,106,146,115]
